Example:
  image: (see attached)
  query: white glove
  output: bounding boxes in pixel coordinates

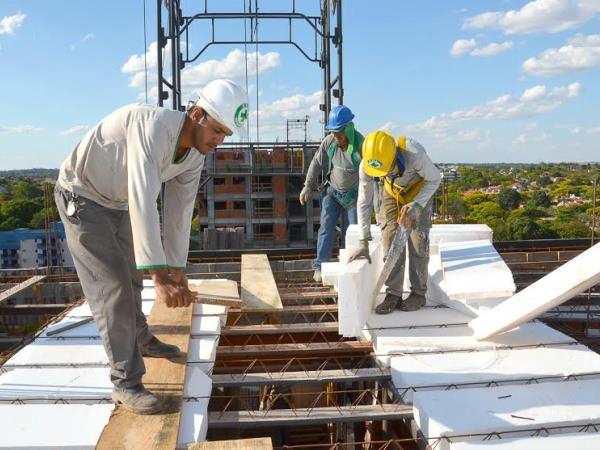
[299,187,311,206]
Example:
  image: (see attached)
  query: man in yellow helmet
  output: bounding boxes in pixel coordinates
[348,131,441,314]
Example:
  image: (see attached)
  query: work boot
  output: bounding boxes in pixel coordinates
[140,336,180,358]
[112,384,163,415]
[313,269,322,283]
[400,293,426,312]
[375,293,402,315]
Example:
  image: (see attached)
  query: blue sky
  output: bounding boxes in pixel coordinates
[1,0,599,169]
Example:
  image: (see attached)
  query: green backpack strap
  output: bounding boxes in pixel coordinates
[326,139,337,179]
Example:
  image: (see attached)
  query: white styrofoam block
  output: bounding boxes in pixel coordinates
[3,341,108,368]
[321,261,340,287]
[428,250,507,317]
[372,322,573,367]
[0,404,114,449]
[338,241,384,337]
[414,379,600,450]
[391,344,600,402]
[345,224,382,250]
[470,241,600,340]
[440,240,515,301]
[449,433,600,450]
[429,224,493,254]
[193,303,227,316]
[178,367,212,446]
[190,316,222,336]
[0,367,112,401]
[187,337,219,373]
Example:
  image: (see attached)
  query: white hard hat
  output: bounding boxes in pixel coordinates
[196,79,249,139]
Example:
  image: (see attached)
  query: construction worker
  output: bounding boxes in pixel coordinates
[54,79,248,414]
[300,105,363,282]
[348,131,441,314]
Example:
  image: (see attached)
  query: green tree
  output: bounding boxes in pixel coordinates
[0,199,42,229]
[530,190,551,208]
[10,180,43,201]
[497,188,521,211]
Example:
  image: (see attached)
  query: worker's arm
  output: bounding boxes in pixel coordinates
[162,164,203,271]
[303,137,331,191]
[126,119,193,307]
[408,138,441,209]
[357,160,376,240]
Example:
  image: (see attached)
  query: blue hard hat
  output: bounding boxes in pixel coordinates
[325,105,354,131]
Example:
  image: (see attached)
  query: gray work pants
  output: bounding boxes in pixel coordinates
[55,185,153,389]
[379,188,432,298]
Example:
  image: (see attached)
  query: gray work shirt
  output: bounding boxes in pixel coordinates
[304,134,361,192]
[357,137,441,240]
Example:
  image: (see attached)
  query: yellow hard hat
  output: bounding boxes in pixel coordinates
[363,130,396,177]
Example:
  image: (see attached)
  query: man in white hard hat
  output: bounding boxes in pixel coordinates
[55,79,248,414]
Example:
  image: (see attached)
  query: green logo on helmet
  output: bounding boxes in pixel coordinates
[368,159,383,169]
[234,103,249,128]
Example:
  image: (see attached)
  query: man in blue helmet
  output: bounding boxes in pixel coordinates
[300,105,364,282]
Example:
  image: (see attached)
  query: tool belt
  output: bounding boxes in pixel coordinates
[383,177,426,205]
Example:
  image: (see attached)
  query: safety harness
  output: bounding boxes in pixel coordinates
[325,125,363,209]
[383,136,426,220]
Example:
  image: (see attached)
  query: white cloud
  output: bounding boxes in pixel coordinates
[513,132,550,144]
[522,33,600,76]
[379,121,398,133]
[462,0,600,35]
[450,39,477,57]
[407,83,580,145]
[0,125,43,135]
[70,33,95,50]
[0,12,26,35]
[123,45,280,103]
[60,125,91,137]
[470,41,514,57]
[587,126,600,134]
[253,91,322,140]
[526,122,539,131]
[571,126,583,134]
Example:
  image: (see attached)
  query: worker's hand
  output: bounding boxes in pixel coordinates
[150,269,194,308]
[299,187,311,206]
[399,204,413,229]
[347,239,371,264]
[169,269,189,289]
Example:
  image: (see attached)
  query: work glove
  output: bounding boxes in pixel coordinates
[299,186,311,206]
[347,239,371,264]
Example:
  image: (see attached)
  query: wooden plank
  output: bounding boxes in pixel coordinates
[212,367,391,388]
[221,322,338,335]
[96,280,239,449]
[208,404,412,428]
[0,275,46,304]
[241,254,283,309]
[188,438,272,450]
[217,341,372,358]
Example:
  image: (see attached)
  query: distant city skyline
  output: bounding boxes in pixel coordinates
[1,0,599,169]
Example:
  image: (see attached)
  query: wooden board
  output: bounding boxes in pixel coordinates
[96,279,239,449]
[0,275,46,304]
[188,438,272,450]
[240,254,283,310]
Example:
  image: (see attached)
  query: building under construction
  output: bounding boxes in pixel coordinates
[1,1,600,449]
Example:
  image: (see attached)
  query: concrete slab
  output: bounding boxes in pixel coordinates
[0,404,114,449]
[414,379,600,450]
[470,242,600,340]
[439,240,515,301]
[0,367,112,401]
[449,433,600,449]
[392,344,600,402]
